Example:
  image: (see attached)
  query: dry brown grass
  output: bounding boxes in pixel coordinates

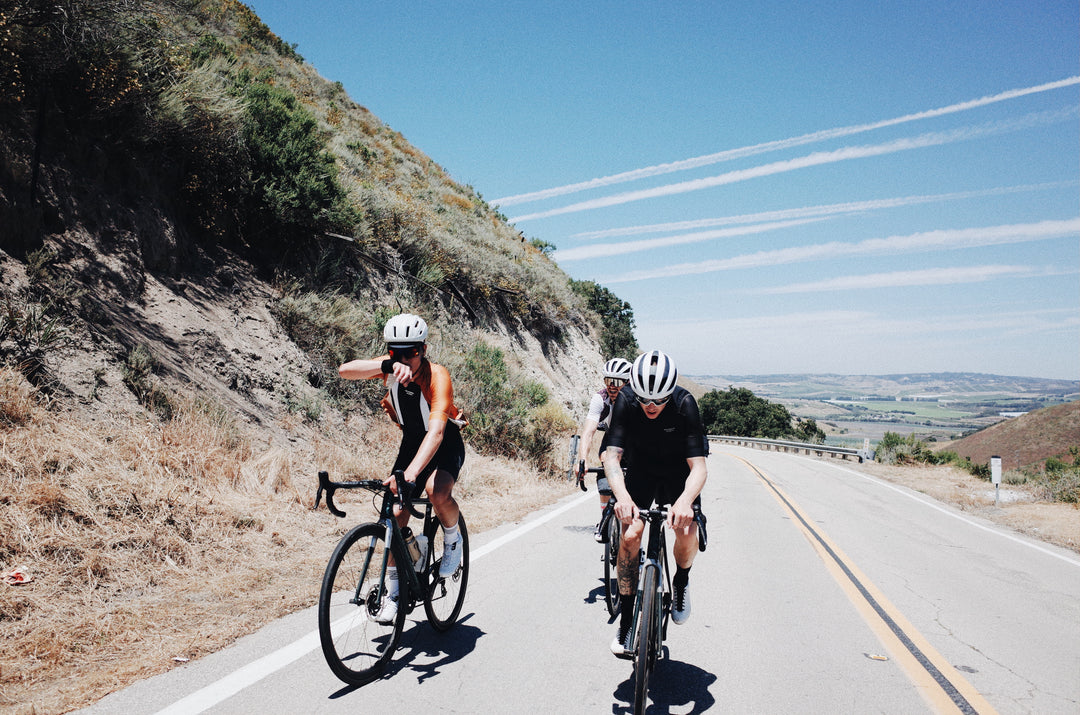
[0,369,572,714]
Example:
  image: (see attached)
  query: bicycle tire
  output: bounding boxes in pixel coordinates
[423,514,469,631]
[633,564,660,715]
[603,514,621,616]
[318,523,409,686]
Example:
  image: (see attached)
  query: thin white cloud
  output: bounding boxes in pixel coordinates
[552,217,827,261]
[639,306,1079,341]
[493,77,1080,208]
[604,218,1080,283]
[634,306,1079,376]
[508,107,1078,223]
[758,265,1042,294]
[572,182,1079,240]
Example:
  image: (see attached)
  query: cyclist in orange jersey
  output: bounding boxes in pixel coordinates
[338,313,467,623]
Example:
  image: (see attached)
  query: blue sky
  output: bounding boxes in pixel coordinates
[243,1,1079,380]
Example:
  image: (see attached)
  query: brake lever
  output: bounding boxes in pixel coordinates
[393,469,425,519]
[315,470,347,518]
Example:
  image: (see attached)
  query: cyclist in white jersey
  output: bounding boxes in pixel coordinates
[575,357,632,540]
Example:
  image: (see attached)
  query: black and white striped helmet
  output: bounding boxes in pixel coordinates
[630,350,678,401]
[602,358,632,380]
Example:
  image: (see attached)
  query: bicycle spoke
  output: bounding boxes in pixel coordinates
[318,524,406,686]
[423,515,469,631]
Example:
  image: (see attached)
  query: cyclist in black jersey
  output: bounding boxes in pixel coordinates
[603,350,708,656]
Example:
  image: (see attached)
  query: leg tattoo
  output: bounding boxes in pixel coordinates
[618,549,638,596]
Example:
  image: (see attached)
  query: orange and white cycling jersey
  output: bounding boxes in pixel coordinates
[377,357,467,435]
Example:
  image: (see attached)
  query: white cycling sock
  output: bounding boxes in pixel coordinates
[442,521,460,544]
[385,566,399,596]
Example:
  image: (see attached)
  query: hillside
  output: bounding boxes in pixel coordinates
[0,0,617,436]
[691,372,1079,402]
[935,400,1080,471]
[691,373,1079,445]
[0,2,615,712]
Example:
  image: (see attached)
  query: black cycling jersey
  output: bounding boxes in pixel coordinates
[606,384,706,495]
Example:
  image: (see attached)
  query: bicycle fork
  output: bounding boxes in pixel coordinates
[627,540,670,654]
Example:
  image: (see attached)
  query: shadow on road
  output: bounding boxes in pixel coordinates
[328,613,485,697]
[612,654,716,714]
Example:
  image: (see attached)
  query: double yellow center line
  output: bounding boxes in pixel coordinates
[735,455,999,715]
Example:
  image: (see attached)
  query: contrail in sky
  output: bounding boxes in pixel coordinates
[552,217,829,261]
[604,218,1080,283]
[554,183,1079,261]
[508,107,1078,223]
[572,182,1078,240]
[757,265,1050,294]
[492,77,1080,208]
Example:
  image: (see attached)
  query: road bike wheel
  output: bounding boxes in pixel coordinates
[603,514,621,616]
[423,514,469,631]
[318,523,408,686]
[633,564,660,715]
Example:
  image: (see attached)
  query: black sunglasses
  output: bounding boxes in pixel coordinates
[636,394,671,407]
[604,377,627,388]
[389,345,422,360]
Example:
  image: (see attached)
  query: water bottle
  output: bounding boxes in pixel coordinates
[402,527,421,566]
[414,534,429,572]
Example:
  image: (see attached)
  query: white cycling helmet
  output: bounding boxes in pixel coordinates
[630,350,678,402]
[602,357,632,380]
[383,313,428,347]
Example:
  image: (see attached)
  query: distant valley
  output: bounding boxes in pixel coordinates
[689,372,1079,446]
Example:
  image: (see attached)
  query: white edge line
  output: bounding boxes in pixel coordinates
[787,452,1080,568]
[154,490,594,714]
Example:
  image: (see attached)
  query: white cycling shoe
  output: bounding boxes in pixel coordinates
[373,593,399,624]
[439,538,462,577]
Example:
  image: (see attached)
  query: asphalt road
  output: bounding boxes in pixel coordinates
[79,446,1080,714]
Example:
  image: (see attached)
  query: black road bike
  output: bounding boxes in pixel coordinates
[313,470,469,686]
[621,505,707,715]
[585,466,622,616]
[626,507,672,715]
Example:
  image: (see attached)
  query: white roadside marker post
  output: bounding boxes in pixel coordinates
[991,455,1002,507]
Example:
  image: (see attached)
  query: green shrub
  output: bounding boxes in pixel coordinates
[875,431,945,466]
[235,70,355,238]
[569,279,638,359]
[456,341,569,473]
[522,401,577,475]
[699,387,794,439]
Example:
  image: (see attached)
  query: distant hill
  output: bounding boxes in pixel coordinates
[934,400,1080,471]
[689,372,1079,401]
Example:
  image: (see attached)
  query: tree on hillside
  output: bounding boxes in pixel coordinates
[568,279,638,359]
[794,417,826,444]
[698,386,797,439]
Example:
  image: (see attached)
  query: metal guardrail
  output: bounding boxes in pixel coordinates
[709,435,875,463]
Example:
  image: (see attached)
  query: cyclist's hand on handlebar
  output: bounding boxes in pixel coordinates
[614,499,638,524]
[383,470,414,496]
[667,499,695,531]
[382,471,398,494]
[576,460,587,491]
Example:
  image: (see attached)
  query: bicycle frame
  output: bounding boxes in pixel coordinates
[625,509,672,655]
[315,469,469,686]
[369,484,429,612]
[316,471,434,612]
